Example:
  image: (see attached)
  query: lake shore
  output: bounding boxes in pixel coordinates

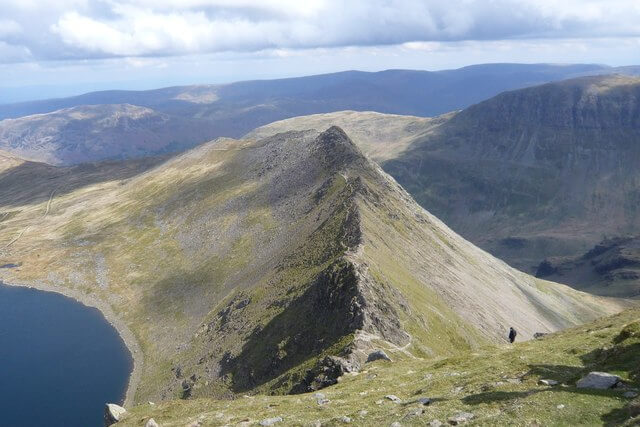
[0,279,143,407]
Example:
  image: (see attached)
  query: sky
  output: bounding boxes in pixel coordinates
[1,0,639,103]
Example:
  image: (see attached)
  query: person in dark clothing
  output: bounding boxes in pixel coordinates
[508,327,517,343]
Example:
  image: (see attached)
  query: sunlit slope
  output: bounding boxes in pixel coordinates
[245,110,453,162]
[0,104,212,165]
[0,127,620,405]
[250,76,640,297]
[116,307,640,426]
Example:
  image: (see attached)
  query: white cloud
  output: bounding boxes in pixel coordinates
[0,0,638,64]
[0,19,22,37]
[0,41,31,62]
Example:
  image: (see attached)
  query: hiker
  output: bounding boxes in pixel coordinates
[508,327,517,343]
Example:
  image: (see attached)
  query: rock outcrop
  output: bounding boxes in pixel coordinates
[576,372,621,389]
[0,126,621,404]
[104,403,127,426]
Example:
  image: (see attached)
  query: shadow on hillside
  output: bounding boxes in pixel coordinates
[0,156,167,207]
[461,342,640,426]
[218,261,361,394]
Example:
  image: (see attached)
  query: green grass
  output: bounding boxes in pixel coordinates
[117,308,640,426]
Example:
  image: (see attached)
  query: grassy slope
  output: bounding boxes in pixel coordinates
[0,127,623,406]
[0,132,359,402]
[249,76,640,297]
[245,111,453,163]
[117,308,640,426]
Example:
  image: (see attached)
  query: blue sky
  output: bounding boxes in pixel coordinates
[1,0,639,102]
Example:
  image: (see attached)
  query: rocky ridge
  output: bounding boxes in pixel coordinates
[0,126,621,405]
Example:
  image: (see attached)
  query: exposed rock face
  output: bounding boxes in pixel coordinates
[0,126,620,404]
[535,236,640,297]
[295,355,360,392]
[417,397,432,405]
[104,403,127,426]
[384,75,640,290]
[576,372,621,389]
[366,349,392,363]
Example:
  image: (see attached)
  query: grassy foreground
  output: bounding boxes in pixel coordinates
[117,308,640,426]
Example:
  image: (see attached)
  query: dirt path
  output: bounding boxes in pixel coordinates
[1,188,56,251]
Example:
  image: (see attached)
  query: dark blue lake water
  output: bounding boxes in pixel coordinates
[0,282,132,427]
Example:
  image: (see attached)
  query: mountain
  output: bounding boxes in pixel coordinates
[247,75,640,298]
[115,307,640,426]
[381,75,640,279]
[0,127,618,405]
[0,104,215,165]
[2,64,614,120]
[245,110,453,162]
[2,64,637,165]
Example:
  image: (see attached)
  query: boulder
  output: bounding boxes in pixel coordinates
[417,397,432,406]
[538,379,558,386]
[295,355,360,392]
[404,407,424,417]
[385,394,402,403]
[366,350,392,363]
[576,372,621,389]
[104,403,127,426]
[314,392,330,405]
[145,419,160,427]
[533,332,548,339]
[259,417,283,426]
[447,412,474,425]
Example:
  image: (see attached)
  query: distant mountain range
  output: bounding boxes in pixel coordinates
[2,63,639,165]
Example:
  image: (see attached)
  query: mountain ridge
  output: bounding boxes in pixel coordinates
[0,125,621,404]
[382,74,640,286]
[246,74,640,298]
[3,64,640,166]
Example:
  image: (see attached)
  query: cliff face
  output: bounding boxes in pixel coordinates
[536,236,640,298]
[383,75,640,280]
[0,126,620,403]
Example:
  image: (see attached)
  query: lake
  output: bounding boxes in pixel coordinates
[0,282,133,427]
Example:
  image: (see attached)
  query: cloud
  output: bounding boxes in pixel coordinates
[0,0,638,63]
[0,19,22,37]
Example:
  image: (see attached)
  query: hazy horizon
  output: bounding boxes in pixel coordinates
[1,0,639,103]
[2,61,637,105]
